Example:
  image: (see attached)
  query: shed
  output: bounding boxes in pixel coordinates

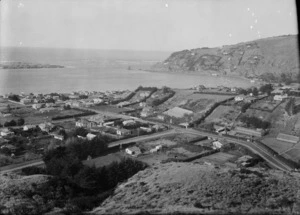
[277,133,299,144]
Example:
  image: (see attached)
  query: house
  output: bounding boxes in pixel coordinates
[32,103,45,110]
[235,126,265,138]
[20,98,32,104]
[163,107,193,118]
[86,133,97,140]
[23,125,36,131]
[122,119,136,126]
[157,115,165,121]
[76,118,89,127]
[150,145,162,153]
[274,94,288,101]
[140,126,152,133]
[244,96,256,103]
[117,101,130,108]
[69,95,80,100]
[0,144,17,153]
[196,85,206,91]
[234,95,244,101]
[0,128,14,137]
[152,124,165,132]
[212,141,223,149]
[116,128,131,136]
[93,98,103,104]
[125,146,141,157]
[277,133,299,144]
[52,133,64,141]
[39,122,55,133]
[179,122,189,129]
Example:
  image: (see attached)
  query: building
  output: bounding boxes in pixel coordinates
[234,95,244,101]
[277,133,299,144]
[23,125,36,131]
[212,141,223,149]
[163,107,193,118]
[20,98,32,104]
[140,126,152,133]
[117,101,130,108]
[93,98,103,104]
[274,94,288,101]
[32,103,45,110]
[116,128,131,136]
[235,126,265,138]
[150,145,162,153]
[0,128,14,137]
[39,122,55,133]
[122,119,136,126]
[179,122,189,129]
[86,133,97,140]
[140,107,153,117]
[157,115,165,121]
[125,146,141,157]
[52,134,64,141]
[76,118,89,127]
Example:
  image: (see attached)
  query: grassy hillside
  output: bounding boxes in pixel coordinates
[93,162,300,214]
[152,35,300,83]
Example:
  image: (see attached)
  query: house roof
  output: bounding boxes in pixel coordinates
[127,146,141,153]
[277,133,299,143]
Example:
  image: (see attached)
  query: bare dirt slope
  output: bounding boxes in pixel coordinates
[92,162,300,214]
[152,35,299,82]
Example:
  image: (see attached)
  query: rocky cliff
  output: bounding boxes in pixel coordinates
[152,35,300,83]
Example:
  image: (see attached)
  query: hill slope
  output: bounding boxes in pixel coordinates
[152,35,300,82]
[92,162,300,214]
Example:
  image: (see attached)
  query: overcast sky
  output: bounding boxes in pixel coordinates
[0,0,298,51]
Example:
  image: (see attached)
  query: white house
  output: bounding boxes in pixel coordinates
[20,98,32,104]
[140,126,152,133]
[122,120,135,126]
[32,103,45,110]
[116,128,131,136]
[93,98,103,104]
[150,145,162,153]
[125,146,141,156]
[234,95,244,101]
[212,141,223,149]
[274,94,288,101]
[23,125,36,131]
[86,133,97,140]
[0,128,14,137]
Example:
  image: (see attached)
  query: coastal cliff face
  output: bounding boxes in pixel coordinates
[92,162,300,214]
[152,35,299,82]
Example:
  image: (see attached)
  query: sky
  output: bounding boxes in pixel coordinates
[0,0,298,51]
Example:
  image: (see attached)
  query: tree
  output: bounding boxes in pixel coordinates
[8,94,20,102]
[252,87,259,96]
[17,118,25,126]
[259,84,273,95]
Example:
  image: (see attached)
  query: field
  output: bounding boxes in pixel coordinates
[250,98,281,112]
[89,105,130,113]
[0,99,24,110]
[283,148,300,162]
[206,105,240,125]
[136,133,210,164]
[261,137,295,154]
[157,89,232,120]
[0,107,86,125]
[193,152,236,165]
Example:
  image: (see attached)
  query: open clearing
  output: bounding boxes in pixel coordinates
[206,105,240,125]
[157,90,232,115]
[261,137,295,154]
[89,105,130,114]
[283,149,300,162]
[194,152,236,164]
[83,152,125,168]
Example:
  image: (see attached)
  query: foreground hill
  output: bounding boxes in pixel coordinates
[152,35,300,83]
[92,162,300,214]
[0,173,50,214]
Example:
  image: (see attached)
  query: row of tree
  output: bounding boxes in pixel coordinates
[1,118,25,127]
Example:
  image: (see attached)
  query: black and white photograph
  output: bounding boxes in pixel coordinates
[0,0,300,214]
